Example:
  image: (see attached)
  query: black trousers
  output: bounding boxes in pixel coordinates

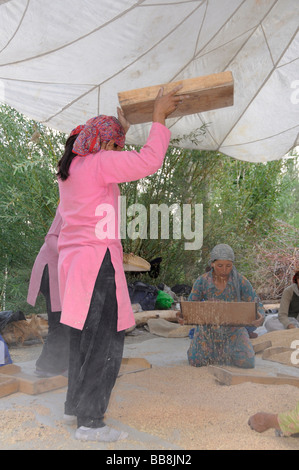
[36,265,69,374]
[65,249,125,428]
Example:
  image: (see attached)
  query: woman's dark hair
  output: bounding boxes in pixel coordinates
[293,271,299,284]
[57,134,78,181]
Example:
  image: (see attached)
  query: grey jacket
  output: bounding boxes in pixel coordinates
[278,284,299,328]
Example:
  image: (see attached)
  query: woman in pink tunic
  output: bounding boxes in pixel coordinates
[56,86,184,443]
[27,207,62,314]
[27,207,69,376]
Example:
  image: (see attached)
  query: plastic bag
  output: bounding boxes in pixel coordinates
[155,290,174,310]
[128,282,158,311]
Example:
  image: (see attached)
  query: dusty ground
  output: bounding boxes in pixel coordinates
[0,329,298,451]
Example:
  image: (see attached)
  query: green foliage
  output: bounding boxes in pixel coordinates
[0,104,298,311]
[121,146,219,285]
[121,148,299,289]
[0,104,65,312]
[274,154,299,228]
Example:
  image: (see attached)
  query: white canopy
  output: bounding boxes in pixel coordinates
[0,0,298,162]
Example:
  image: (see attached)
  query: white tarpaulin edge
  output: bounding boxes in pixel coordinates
[0,0,298,162]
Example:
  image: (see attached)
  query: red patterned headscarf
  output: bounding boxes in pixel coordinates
[72,115,125,156]
[70,124,85,137]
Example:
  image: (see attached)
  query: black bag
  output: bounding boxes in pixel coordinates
[0,310,26,333]
[171,284,192,297]
[128,281,158,311]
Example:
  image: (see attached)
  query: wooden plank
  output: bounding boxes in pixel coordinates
[0,357,151,397]
[0,374,19,398]
[17,373,68,395]
[250,330,299,355]
[118,357,151,376]
[208,366,235,386]
[118,72,234,124]
[209,366,299,387]
[134,310,179,326]
[277,373,299,378]
[1,358,151,396]
[181,301,256,326]
[0,364,22,375]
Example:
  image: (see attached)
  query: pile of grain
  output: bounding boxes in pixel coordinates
[111,324,298,450]
[251,328,299,349]
[109,364,299,450]
[0,405,71,449]
[1,328,298,450]
[251,329,299,368]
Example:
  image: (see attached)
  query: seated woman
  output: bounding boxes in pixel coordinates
[187,244,264,369]
[278,271,299,329]
[264,271,299,332]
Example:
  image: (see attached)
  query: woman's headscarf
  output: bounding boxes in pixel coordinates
[72,115,125,156]
[210,244,235,263]
[209,244,241,301]
[70,124,85,137]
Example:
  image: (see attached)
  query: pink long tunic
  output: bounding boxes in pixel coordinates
[27,207,62,312]
[58,122,171,331]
